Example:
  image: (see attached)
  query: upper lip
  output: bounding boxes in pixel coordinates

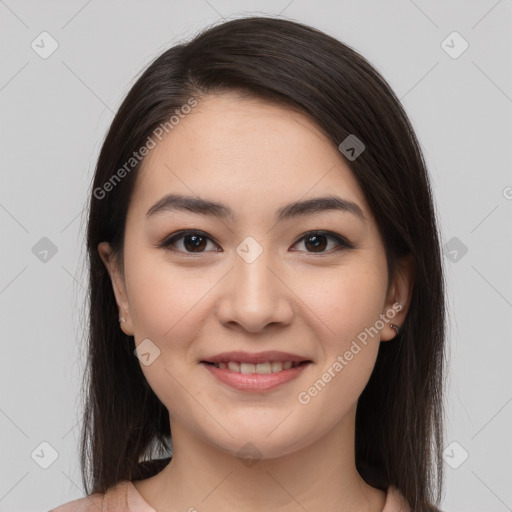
[201,351,312,364]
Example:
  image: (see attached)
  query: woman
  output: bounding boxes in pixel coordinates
[51,15,446,512]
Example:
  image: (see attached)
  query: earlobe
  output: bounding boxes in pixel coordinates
[380,304,403,342]
[389,323,400,336]
[381,255,415,342]
[97,241,134,335]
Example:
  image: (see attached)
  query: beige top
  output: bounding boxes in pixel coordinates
[50,480,412,511]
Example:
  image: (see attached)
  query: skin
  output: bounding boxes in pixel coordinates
[98,92,414,512]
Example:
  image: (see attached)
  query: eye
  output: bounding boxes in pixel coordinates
[291,231,354,254]
[160,230,220,254]
[159,230,353,255]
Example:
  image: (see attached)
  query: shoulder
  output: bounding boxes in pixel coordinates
[49,480,155,512]
[48,492,104,512]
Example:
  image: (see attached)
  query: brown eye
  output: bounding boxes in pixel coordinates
[161,231,219,254]
[303,233,328,252]
[181,233,208,252]
[159,229,353,256]
[291,231,353,254]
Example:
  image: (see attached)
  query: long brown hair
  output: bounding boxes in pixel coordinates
[82,16,446,511]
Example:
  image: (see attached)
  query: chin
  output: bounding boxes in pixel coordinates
[201,420,315,461]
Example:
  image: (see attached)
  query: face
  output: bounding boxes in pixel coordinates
[98,92,412,460]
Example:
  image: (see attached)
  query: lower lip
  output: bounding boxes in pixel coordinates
[202,362,310,391]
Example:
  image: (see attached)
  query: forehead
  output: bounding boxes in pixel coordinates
[128,93,370,223]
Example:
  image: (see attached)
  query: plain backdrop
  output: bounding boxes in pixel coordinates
[0,1,511,511]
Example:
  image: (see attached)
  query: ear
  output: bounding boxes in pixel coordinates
[97,241,134,336]
[380,254,415,341]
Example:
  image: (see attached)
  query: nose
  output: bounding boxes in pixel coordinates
[215,248,294,334]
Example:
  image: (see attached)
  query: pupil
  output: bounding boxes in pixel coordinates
[181,234,328,253]
[305,234,326,252]
[185,234,206,252]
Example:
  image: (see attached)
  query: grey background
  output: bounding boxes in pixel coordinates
[0,1,511,511]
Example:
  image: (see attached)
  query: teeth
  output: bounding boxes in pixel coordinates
[256,362,271,374]
[240,363,256,374]
[271,361,283,373]
[227,361,240,372]
[212,360,303,374]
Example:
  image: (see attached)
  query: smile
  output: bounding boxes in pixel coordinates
[201,360,311,392]
[204,360,307,373]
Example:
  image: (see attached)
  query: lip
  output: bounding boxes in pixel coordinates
[201,360,311,392]
[201,350,311,365]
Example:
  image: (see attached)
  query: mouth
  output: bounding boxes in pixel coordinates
[199,351,312,392]
[201,360,310,374]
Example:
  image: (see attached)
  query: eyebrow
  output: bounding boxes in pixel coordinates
[145,193,366,222]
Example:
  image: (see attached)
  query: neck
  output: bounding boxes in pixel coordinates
[134,404,386,512]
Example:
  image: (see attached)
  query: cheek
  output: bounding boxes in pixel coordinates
[310,262,388,347]
[295,268,386,418]
[123,251,210,413]
[125,247,211,342]
[125,243,388,356]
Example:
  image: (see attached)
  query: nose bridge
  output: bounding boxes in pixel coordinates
[236,241,275,296]
[216,236,293,331]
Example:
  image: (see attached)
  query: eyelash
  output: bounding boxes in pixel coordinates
[158,230,354,256]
